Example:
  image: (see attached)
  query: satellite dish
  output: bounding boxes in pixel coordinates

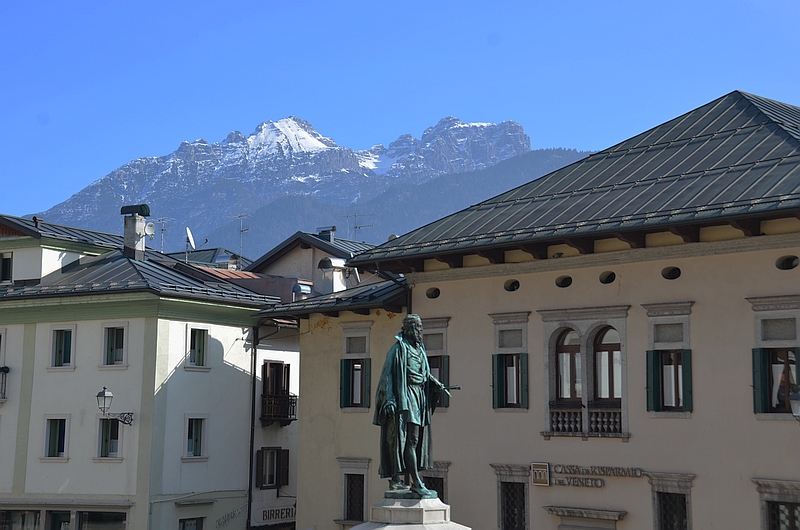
[144,222,156,240]
[186,227,196,251]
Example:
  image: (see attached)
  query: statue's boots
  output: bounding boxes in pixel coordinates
[411,481,434,497]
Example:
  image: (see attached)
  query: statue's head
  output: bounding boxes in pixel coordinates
[402,314,423,345]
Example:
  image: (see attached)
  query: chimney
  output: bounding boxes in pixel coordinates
[120,204,151,261]
[317,225,336,243]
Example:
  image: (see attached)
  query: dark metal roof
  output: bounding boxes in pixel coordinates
[0,214,125,249]
[246,231,375,273]
[255,279,407,318]
[0,250,279,308]
[350,91,800,269]
[165,247,253,268]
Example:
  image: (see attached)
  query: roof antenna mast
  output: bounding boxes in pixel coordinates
[233,214,250,269]
[343,213,375,241]
[154,217,174,253]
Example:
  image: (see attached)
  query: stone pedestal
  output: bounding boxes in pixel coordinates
[350,496,471,529]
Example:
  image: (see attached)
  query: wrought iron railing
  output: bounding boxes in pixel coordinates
[260,393,297,426]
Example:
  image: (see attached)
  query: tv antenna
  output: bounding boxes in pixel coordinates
[185,227,196,263]
[154,217,174,253]
[343,213,375,241]
[233,214,250,269]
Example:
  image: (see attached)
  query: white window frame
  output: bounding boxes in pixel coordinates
[48,324,77,371]
[647,472,695,530]
[0,252,12,284]
[748,295,800,420]
[643,302,693,418]
[183,414,208,461]
[186,325,211,372]
[336,457,370,527]
[490,312,530,410]
[94,416,123,461]
[340,321,372,412]
[100,322,128,369]
[42,414,70,461]
[539,305,630,440]
[179,517,205,530]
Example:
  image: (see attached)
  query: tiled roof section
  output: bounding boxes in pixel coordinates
[246,231,375,272]
[0,250,279,307]
[0,214,124,249]
[255,279,406,318]
[350,91,800,266]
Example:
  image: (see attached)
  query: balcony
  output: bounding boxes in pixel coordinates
[261,393,297,426]
[543,399,627,440]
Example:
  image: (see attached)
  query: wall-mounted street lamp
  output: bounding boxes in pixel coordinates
[96,386,134,425]
[789,389,800,423]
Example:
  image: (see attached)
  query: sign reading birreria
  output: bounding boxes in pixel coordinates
[531,462,645,488]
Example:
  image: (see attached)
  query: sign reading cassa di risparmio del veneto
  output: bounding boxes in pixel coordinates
[531,462,645,488]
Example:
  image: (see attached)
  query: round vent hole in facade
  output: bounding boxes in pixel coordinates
[425,287,441,299]
[661,266,681,280]
[555,276,573,288]
[599,271,616,284]
[504,279,520,292]
[776,255,799,270]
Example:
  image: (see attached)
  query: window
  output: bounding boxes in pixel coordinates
[189,328,208,367]
[748,296,800,417]
[0,252,11,283]
[98,418,120,458]
[186,418,205,458]
[77,511,126,529]
[647,472,694,530]
[594,326,622,401]
[644,302,694,415]
[767,501,800,530]
[420,461,450,503]
[45,417,68,458]
[339,322,373,409]
[539,305,630,439]
[52,328,74,367]
[337,457,370,526]
[256,447,289,489]
[261,360,296,425]
[340,358,371,408]
[179,518,204,530]
[490,312,530,409]
[423,317,450,408]
[491,464,529,530]
[103,326,125,365]
[0,511,41,529]
[0,329,6,401]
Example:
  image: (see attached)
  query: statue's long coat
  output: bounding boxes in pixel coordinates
[373,334,437,479]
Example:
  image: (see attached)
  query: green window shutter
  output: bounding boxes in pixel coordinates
[681,349,693,412]
[340,359,351,408]
[279,449,290,487]
[256,448,266,488]
[440,355,450,408]
[106,330,114,365]
[100,420,110,457]
[794,348,800,390]
[752,348,769,413]
[492,354,504,409]
[48,420,59,457]
[646,350,661,412]
[361,358,371,408]
[519,353,529,409]
[63,331,71,364]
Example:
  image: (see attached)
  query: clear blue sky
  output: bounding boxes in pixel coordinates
[2,1,799,217]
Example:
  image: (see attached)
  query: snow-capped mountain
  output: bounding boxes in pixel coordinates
[35,116,533,245]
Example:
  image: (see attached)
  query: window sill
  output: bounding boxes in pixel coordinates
[493,407,528,413]
[334,519,365,528]
[46,366,76,372]
[181,456,209,463]
[98,364,128,371]
[541,431,631,442]
[184,365,211,373]
[650,411,691,419]
[40,457,69,463]
[755,413,798,421]
[342,407,370,413]
[92,457,123,463]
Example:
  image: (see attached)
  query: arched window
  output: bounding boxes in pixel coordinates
[556,329,581,401]
[594,327,621,400]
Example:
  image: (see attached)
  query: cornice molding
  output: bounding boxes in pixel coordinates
[641,301,695,317]
[747,295,800,312]
[543,506,627,521]
[538,305,630,322]
[489,311,531,325]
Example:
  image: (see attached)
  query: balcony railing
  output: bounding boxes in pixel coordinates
[0,371,7,401]
[260,393,297,426]
[544,399,623,439]
[549,401,582,434]
[588,400,622,434]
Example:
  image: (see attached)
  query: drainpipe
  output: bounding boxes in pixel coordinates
[247,322,281,529]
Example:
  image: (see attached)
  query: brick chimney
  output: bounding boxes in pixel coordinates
[120,204,150,261]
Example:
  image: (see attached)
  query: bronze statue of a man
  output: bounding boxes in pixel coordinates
[373,314,449,497]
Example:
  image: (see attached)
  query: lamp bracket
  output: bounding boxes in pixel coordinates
[107,412,134,425]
